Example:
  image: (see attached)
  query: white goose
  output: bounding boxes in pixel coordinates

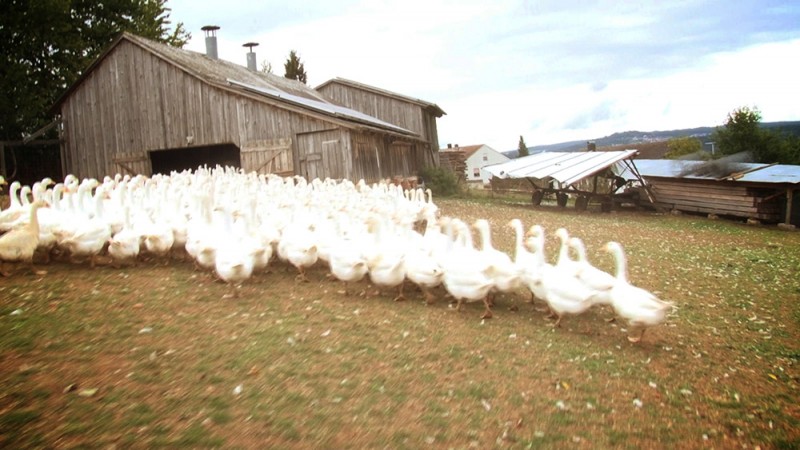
[605,241,674,343]
[56,184,112,268]
[539,228,599,327]
[108,204,141,267]
[214,210,257,297]
[440,218,495,319]
[0,181,26,231]
[473,219,522,304]
[363,216,406,301]
[0,200,48,276]
[569,237,615,306]
[523,225,550,303]
[327,216,369,295]
[402,223,444,304]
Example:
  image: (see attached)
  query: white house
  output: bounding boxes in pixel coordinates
[440,144,510,185]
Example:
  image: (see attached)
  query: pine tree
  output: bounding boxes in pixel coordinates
[283,50,307,84]
[518,135,529,158]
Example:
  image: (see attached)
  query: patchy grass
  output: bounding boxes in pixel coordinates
[1,198,799,448]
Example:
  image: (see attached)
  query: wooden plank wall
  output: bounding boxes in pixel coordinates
[350,132,422,183]
[647,178,782,220]
[59,40,338,179]
[318,83,440,161]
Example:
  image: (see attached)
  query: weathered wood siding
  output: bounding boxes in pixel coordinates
[350,133,423,182]
[60,40,335,179]
[317,83,439,165]
[647,178,782,221]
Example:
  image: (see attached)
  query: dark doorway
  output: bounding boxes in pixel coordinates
[150,143,241,175]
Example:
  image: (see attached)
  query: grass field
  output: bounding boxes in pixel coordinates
[1,197,799,448]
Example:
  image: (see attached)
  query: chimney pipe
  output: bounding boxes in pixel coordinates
[201,25,220,59]
[243,42,259,71]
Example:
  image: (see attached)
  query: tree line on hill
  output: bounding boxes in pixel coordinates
[513,108,800,165]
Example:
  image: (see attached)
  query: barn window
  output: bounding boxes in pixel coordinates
[150,143,242,175]
[473,168,480,177]
[482,155,488,161]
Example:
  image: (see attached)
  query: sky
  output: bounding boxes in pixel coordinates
[168,0,800,152]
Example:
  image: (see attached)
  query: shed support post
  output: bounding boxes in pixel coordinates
[785,188,794,225]
[0,142,5,178]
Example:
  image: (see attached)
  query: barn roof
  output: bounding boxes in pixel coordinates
[316,77,446,117]
[619,159,800,185]
[50,33,419,138]
[483,150,639,186]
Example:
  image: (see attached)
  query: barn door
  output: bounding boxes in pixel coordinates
[241,138,293,176]
[296,129,343,180]
[112,152,150,176]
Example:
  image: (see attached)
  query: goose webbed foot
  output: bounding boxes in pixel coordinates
[392,284,406,302]
[295,268,310,283]
[627,327,645,343]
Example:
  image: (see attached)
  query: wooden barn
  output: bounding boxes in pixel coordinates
[315,78,445,167]
[49,32,442,182]
[620,159,800,226]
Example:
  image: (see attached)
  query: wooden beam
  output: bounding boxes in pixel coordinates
[22,118,60,144]
[0,142,5,178]
[786,188,794,225]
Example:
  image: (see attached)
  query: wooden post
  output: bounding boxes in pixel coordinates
[0,142,5,178]
[785,188,794,225]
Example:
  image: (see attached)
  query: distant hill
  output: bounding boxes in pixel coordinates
[503,121,800,158]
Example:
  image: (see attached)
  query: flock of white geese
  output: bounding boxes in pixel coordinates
[0,168,673,343]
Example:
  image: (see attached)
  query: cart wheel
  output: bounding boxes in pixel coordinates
[575,196,589,211]
[531,190,544,206]
[556,192,568,207]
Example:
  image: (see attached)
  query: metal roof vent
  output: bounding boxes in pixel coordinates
[243,42,259,71]
[202,25,220,59]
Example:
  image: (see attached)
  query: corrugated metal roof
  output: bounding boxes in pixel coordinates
[228,79,417,136]
[619,159,800,185]
[483,150,639,186]
[316,78,446,117]
[51,33,422,139]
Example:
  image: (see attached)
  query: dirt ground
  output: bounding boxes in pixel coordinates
[1,197,799,448]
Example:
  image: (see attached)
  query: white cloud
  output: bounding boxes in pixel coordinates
[168,0,800,151]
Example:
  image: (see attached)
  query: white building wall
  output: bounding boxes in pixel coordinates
[464,145,510,184]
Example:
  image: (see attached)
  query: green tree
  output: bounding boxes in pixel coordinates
[517,135,529,157]
[0,0,190,141]
[664,136,705,159]
[713,106,800,164]
[713,106,763,158]
[283,50,307,84]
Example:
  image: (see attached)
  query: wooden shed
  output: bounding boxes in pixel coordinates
[315,78,445,168]
[50,32,439,182]
[620,159,800,226]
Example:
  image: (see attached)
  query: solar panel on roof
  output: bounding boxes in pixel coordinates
[227,79,417,136]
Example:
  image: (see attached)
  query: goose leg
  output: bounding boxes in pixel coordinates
[481,297,493,319]
[295,266,309,283]
[554,314,564,328]
[0,262,12,277]
[392,283,406,302]
[456,298,464,312]
[422,287,436,305]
